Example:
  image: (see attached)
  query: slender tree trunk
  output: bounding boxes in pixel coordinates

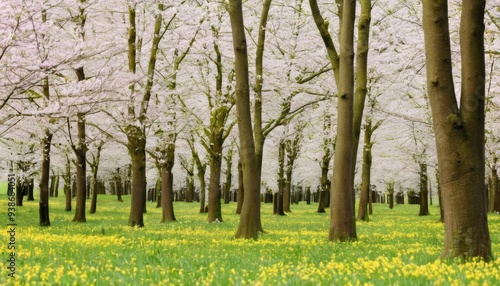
[64,156,71,211]
[198,168,207,213]
[358,120,373,221]
[489,156,500,213]
[208,148,223,222]
[329,0,357,241]
[236,161,244,214]
[422,0,492,260]
[72,113,87,223]
[351,0,372,191]
[317,145,331,213]
[224,149,233,204]
[275,140,286,216]
[89,144,102,214]
[39,132,52,226]
[419,162,430,216]
[229,0,263,239]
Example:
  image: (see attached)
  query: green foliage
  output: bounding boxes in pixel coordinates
[0,194,499,285]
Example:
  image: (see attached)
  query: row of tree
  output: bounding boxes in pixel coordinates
[1,0,499,261]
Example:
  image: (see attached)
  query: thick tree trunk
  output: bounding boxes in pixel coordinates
[72,113,87,222]
[329,0,357,241]
[229,0,263,239]
[208,144,223,222]
[39,132,52,226]
[16,180,27,207]
[161,164,176,222]
[127,127,146,227]
[422,0,491,260]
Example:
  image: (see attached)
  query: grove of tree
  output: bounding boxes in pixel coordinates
[1,0,499,261]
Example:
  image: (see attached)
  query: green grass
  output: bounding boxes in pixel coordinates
[1,192,499,285]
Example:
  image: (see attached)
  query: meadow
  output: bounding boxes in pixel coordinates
[1,190,500,285]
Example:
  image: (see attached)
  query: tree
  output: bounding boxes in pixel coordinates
[328,0,357,241]
[68,114,87,223]
[422,0,492,260]
[358,117,381,221]
[88,138,105,214]
[228,0,262,239]
[274,139,286,216]
[317,109,334,213]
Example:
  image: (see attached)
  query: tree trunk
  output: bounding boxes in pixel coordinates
[27,180,35,201]
[236,161,244,214]
[89,163,99,214]
[16,180,27,207]
[224,150,233,204]
[72,113,87,223]
[64,156,71,211]
[208,138,224,222]
[186,176,194,203]
[39,131,52,226]
[127,127,146,227]
[422,0,491,260]
[198,168,207,213]
[329,0,357,241]
[489,156,500,213]
[317,150,330,213]
[161,163,176,222]
[275,140,286,216]
[229,0,263,239]
[419,162,430,216]
[387,182,394,210]
[50,175,55,197]
[358,120,373,221]
[115,169,123,202]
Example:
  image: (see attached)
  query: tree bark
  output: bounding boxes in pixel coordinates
[329,0,357,242]
[422,0,492,260]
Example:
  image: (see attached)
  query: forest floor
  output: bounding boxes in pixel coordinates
[0,192,499,285]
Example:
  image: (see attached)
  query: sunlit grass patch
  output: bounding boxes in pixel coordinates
[0,193,499,285]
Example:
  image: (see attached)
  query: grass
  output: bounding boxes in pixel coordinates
[1,191,499,285]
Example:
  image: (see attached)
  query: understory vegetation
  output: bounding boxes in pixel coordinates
[1,193,499,285]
